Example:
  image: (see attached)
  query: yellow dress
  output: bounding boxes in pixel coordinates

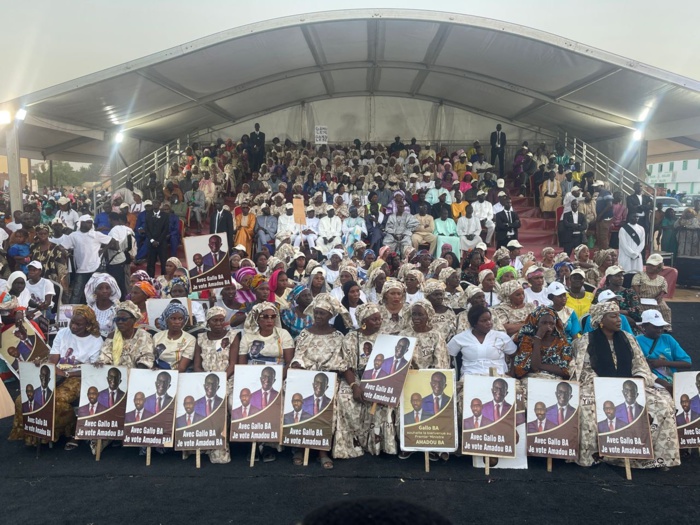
[565,291,594,320]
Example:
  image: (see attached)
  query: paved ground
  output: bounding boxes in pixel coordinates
[2,301,699,525]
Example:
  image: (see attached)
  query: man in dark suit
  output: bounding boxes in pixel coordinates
[677,394,700,426]
[490,124,506,178]
[689,372,700,414]
[124,391,154,423]
[144,371,174,415]
[189,253,205,277]
[421,371,451,416]
[249,367,279,410]
[481,378,512,422]
[97,367,126,411]
[232,388,259,420]
[284,393,311,424]
[362,354,386,380]
[615,380,644,427]
[250,123,266,171]
[528,401,555,433]
[598,400,626,433]
[33,365,53,408]
[463,398,493,430]
[78,386,108,417]
[404,393,426,425]
[494,197,521,248]
[209,199,234,250]
[302,373,332,417]
[145,199,169,278]
[201,235,227,271]
[195,373,224,417]
[21,384,38,413]
[176,395,203,428]
[546,382,576,427]
[381,337,411,376]
[560,199,588,255]
[626,181,654,240]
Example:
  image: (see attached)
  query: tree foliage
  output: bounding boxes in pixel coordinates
[35,161,104,188]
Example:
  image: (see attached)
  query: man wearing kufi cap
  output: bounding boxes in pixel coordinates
[292,207,319,251]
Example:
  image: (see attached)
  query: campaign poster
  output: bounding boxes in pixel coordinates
[673,371,700,448]
[75,365,128,440]
[593,377,653,460]
[526,378,579,460]
[173,372,227,451]
[146,298,193,330]
[0,320,50,379]
[123,369,178,447]
[57,305,75,329]
[360,334,415,408]
[281,369,337,451]
[462,375,516,459]
[18,362,55,440]
[400,369,457,453]
[183,233,231,292]
[230,364,283,443]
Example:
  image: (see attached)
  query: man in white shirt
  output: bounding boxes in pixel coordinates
[316,208,342,255]
[457,204,481,256]
[471,191,495,244]
[562,186,584,214]
[276,204,298,247]
[507,240,524,274]
[618,214,645,273]
[64,215,118,304]
[106,212,135,300]
[5,210,22,233]
[293,207,319,252]
[25,261,55,311]
[472,153,493,178]
[524,267,552,307]
[492,191,507,215]
[56,197,80,230]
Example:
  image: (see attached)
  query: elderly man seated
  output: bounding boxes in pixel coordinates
[316,207,342,256]
[293,207,320,252]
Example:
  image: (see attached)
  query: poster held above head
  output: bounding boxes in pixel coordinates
[75,364,128,441]
[183,234,231,292]
[281,369,337,452]
[230,364,283,443]
[174,371,227,452]
[19,362,55,441]
[123,369,179,448]
[314,125,328,145]
[400,369,457,453]
[593,377,653,460]
[361,334,416,408]
[673,371,700,449]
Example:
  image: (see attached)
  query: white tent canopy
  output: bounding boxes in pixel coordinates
[2,9,699,161]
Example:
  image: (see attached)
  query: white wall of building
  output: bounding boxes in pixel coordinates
[646,159,700,194]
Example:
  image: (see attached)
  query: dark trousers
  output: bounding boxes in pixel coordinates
[107,262,128,301]
[69,272,91,304]
[491,147,505,178]
[147,242,167,278]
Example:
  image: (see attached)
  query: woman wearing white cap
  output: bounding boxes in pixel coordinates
[632,253,672,329]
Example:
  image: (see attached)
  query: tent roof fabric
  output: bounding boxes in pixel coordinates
[3,9,700,160]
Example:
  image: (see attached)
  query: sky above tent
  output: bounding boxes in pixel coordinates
[2,0,699,103]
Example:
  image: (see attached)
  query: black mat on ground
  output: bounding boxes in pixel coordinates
[1,302,699,525]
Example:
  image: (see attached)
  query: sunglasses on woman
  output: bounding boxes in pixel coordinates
[259,314,277,320]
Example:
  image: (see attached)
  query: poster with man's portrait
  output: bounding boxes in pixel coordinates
[75,365,129,440]
[146,298,193,330]
[462,375,516,459]
[184,234,231,292]
[360,334,415,408]
[122,369,179,447]
[400,369,457,453]
[526,378,579,460]
[281,369,337,451]
[18,362,55,440]
[593,377,653,460]
[673,371,700,448]
[174,372,227,451]
[0,320,50,379]
[230,364,283,443]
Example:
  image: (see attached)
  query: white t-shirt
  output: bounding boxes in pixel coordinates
[57,209,80,230]
[6,221,22,233]
[524,287,552,307]
[239,327,294,363]
[25,278,55,306]
[0,227,9,245]
[107,224,134,265]
[64,230,113,273]
[447,329,516,377]
[49,327,103,365]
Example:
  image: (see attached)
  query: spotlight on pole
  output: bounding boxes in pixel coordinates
[115,131,124,144]
[15,108,27,121]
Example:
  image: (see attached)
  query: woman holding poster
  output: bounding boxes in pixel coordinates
[290,293,351,469]
[402,300,450,370]
[571,301,680,469]
[337,303,397,459]
[377,280,410,335]
[9,306,102,448]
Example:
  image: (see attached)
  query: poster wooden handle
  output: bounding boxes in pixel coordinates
[546,457,552,473]
[424,452,430,473]
[182,451,187,460]
[484,456,490,475]
[95,439,102,462]
[250,442,256,468]
[369,403,377,415]
[146,447,152,467]
[196,449,201,469]
[303,448,310,467]
[624,458,632,480]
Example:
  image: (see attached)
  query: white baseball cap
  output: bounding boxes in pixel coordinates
[497,191,507,197]
[605,265,625,277]
[646,253,664,266]
[641,309,669,327]
[507,240,523,249]
[570,269,586,278]
[497,179,505,188]
[597,290,621,303]
[546,282,567,296]
[476,190,486,196]
[476,242,487,251]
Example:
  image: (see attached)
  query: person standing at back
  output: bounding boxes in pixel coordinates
[490,124,506,178]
